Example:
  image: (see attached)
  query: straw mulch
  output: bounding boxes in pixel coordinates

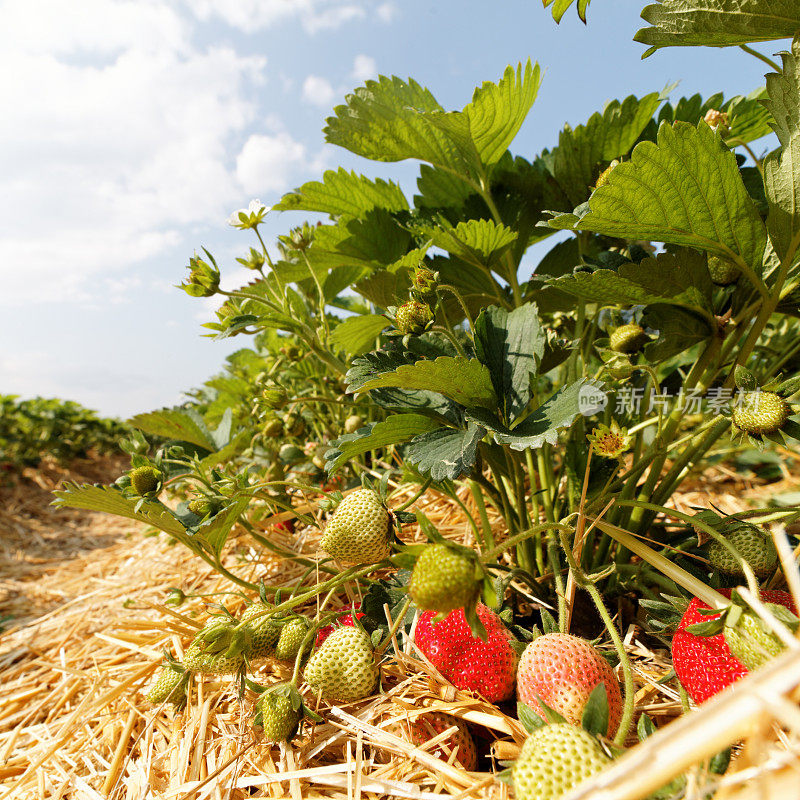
[1,458,799,800]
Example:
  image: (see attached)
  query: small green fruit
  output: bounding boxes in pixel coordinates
[274,618,311,661]
[395,300,434,335]
[409,544,479,614]
[321,488,391,565]
[609,323,649,354]
[731,391,790,436]
[344,415,364,434]
[188,498,216,518]
[708,255,739,286]
[253,684,302,742]
[708,524,778,579]
[183,640,246,674]
[284,413,306,438]
[130,465,162,496]
[304,626,379,702]
[264,418,284,438]
[147,664,187,707]
[724,605,789,671]
[241,602,280,658]
[513,723,611,800]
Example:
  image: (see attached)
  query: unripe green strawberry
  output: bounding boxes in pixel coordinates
[344,414,364,434]
[188,498,216,518]
[304,626,379,702]
[264,418,284,438]
[513,723,612,800]
[609,323,649,354]
[708,525,777,578]
[409,712,477,770]
[275,618,311,661]
[409,544,479,614]
[183,640,246,674]
[724,604,793,671]
[395,300,433,335]
[321,488,391,565]
[731,391,790,436]
[253,684,302,742]
[147,664,187,707]
[241,602,280,658]
[517,633,622,737]
[130,465,162,496]
[707,254,739,285]
[284,413,306,437]
[260,387,288,410]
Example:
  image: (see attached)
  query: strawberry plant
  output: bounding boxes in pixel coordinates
[51,1,800,794]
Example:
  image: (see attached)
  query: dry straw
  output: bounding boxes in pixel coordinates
[1,458,799,799]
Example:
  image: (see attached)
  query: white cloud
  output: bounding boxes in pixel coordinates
[0,3,266,305]
[188,0,366,34]
[304,4,365,34]
[376,2,398,23]
[352,54,377,82]
[235,128,326,195]
[302,74,337,106]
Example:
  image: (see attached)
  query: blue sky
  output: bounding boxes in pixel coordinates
[0,0,780,418]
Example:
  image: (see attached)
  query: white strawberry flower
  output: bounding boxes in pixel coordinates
[227,199,271,229]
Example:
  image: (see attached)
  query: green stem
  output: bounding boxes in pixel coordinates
[738,44,781,72]
[392,478,432,513]
[469,479,495,552]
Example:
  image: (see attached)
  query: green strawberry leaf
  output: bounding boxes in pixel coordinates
[324,74,476,177]
[464,601,488,642]
[468,379,604,450]
[547,122,768,279]
[274,168,409,216]
[423,219,518,269]
[642,305,713,361]
[325,415,439,472]
[330,314,389,356]
[551,249,714,317]
[764,38,800,146]
[545,91,666,207]
[128,407,218,451]
[355,356,497,410]
[540,608,559,634]
[53,484,195,548]
[635,0,800,56]
[474,303,546,422]
[517,702,546,733]
[543,0,592,23]
[581,683,610,737]
[685,618,726,636]
[462,60,542,167]
[637,712,657,741]
[533,696,568,725]
[195,497,250,560]
[404,423,485,481]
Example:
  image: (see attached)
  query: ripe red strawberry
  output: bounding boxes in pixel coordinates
[315,603,365,647]
[409,712,477,770]
[414,604,518,703]
[672,589,795,703]
[274,519,296,534]
[516,633,622,737]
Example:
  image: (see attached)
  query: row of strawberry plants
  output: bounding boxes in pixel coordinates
[0,395,128,473]
[55,2,800,797]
